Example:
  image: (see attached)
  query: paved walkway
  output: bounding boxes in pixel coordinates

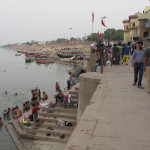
[65,64,150,150]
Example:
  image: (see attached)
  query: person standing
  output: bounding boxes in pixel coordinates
[91,41,95,53]
[121,42,131,65]
[143,48,150,94]
[131,40,145,89]
[111,43,119,65]
[32,104,40,129]
[117,43,122,64]
[67,72,71,90]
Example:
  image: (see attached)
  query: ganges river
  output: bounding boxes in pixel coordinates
[0,48,72,150]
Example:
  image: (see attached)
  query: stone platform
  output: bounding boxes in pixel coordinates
[6,83,80,150]
[65,64,150,150]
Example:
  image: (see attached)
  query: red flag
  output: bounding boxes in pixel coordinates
[101,18,106,27]
[92,11,94,23]
[99,32,101,38]
[98,31,101,38]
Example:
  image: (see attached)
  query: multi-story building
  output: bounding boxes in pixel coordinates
[123,6,150,48]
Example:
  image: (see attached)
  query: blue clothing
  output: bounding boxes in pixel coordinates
[124,45,131,55]
[94,63,99,71]
[131,49,144,63]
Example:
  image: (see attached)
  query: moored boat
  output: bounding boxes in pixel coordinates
[25,57,34,63]
[35,58,54,64]
[57,49,81,58]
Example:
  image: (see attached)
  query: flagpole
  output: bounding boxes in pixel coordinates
[91,12,94,34]
[101,17,102,40]
[102,16,107,42]
[91,22,93,34]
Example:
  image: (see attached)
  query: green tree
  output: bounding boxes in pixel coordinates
[56,38,69,43]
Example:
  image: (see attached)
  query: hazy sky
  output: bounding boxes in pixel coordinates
[0,0,150,45]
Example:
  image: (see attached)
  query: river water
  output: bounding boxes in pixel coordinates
[0,48,72,150]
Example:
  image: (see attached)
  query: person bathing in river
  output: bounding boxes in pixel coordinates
[13,106,22,119]
[56,82,60,91]
[41,91,48,101]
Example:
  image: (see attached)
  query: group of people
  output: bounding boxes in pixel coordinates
[91,40,150,94]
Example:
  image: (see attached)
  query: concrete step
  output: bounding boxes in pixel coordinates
[23,132,69,143]
[38,116,77,125]
[24,126,72,137]
[53,103,78,109]
[69,90,79,95]
[29,120,75,131]
[41,107,77,114]
[39,111,77,120]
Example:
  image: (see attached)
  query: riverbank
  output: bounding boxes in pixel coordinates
[3,43,90,66]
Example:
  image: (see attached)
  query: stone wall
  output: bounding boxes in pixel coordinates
[77,72,101,121]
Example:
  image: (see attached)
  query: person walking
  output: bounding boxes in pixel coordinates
[111,43,119,65]
[32,103,40,129]
[121,42,131,65]
[143,48,150,94]
[131,40,145,89]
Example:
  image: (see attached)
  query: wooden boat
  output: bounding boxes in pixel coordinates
[35,58,54,64]
[57,49,81,58]
[34,54,49,58]
[25,57,34,63]
[21,51,28,54]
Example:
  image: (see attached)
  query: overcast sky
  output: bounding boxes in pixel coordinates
[0,0,150,45]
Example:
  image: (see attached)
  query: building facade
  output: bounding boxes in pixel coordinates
[123,6,150,48]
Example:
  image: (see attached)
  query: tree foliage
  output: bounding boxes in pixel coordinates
[86,28,123,42]
[56,38,69,43]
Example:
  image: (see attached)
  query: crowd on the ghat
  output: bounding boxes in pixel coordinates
[91,40,150,94]
[0,71,75,129]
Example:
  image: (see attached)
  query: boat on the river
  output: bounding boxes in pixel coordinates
[25,57,34,63]
[15,53,21,56]
[21,51,28,54]
[35,58,54,64]
[57,49,81,58]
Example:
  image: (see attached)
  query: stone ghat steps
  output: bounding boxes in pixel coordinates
[50,103,78,109]
[23,132,69,143]
[42,107,77,114]
[39,110,77,120]
[29,121,75,131]
[12,120,69,143]
[24,126,72,137]
[69,91,79,95]
[38,116,77,125]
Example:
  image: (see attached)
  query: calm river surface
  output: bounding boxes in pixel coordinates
[0,48,72,150]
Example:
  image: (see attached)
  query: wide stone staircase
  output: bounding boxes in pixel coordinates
[6,83,80,149]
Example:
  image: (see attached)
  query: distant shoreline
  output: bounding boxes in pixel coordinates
[2,43,90,66]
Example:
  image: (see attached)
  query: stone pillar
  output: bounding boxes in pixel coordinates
[87,51,98,72]
[77,72,101,121]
